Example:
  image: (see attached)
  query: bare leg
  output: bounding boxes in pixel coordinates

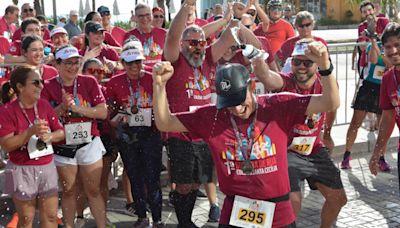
[316,183,347,228]
[38,193,59,228]
[12,196,36,228]
[289,192,302,218]
[57,165,78,228]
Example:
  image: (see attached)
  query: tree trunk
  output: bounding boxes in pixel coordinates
[92,0,96,11]
[34,0,43,15]
[53,0,57,25]
[41,0,45,15]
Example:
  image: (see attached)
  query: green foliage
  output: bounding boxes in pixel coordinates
[114,21,133,31]
[317,17,339,26]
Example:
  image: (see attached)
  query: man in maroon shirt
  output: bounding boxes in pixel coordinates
[162,0,239,226]
[152,38,339,227]
[0,5,19,40]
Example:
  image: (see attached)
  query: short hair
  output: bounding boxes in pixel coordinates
[21,17,40,33]
[294,11,314,27]
[359,1,374,12]
[135,3,150,14]
[10,66,37,95]
[21,34,43,52]
[84,11,100,23]
[5,5,19,15]
[381,22,400,46]
[182,25,204,40]
[82,58,103,73]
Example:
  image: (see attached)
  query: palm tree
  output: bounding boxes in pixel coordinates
[33,0,43,15]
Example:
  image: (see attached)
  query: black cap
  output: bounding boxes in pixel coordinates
[85,21,105,34]
[215,63,250,110]
[97,6,110,14]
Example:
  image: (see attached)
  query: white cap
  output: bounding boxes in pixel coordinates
[248,5,256,11]
[291,41,308,56]
[70,10,79,16]
[121,48,145,62]
[50,27,68,38]
[55,46,80,60]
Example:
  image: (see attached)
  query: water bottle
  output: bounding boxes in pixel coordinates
[241,44,269,61]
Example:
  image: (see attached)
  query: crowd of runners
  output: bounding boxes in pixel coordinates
[0,0,400,227]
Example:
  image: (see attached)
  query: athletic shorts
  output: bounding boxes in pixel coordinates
[218,222,296,228]
[166,138,214,184]
[4,160,59,200]
[288,147,343,192]
[352,80,382,114]
[54,136,105,166]
[101,135,116,157]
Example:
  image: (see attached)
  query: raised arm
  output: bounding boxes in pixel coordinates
[152,61,188,132]
[210,19,238,63]
[202,4,232,38]
[369,38,380,64]
[164,0,194,63]
[253,0,269,32]
[305,42,340,115]
[252,56,284,92]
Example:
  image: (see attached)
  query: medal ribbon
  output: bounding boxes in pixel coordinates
[126,76,141,110]
[229,104,258,161]
[57,76,78,99]
[19,101,39,126]
[193,66,207,90]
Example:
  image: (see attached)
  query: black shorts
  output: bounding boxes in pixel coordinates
[101,135,115,157]
[288,147,343,192]
[218,222,296,228]
[352,80,382,114]
[166,138,214,184]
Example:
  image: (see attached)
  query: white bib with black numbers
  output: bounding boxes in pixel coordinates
[65,122,92,145]
[128,108,152,127]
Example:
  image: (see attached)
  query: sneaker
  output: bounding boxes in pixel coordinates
[196,190,207,198]
[125,202,136,216]
[341,152,351,169]
[153,221,164,228]
[74,217,85,228]
[106,217,116,228]
[168,191,175,207]
[379,159,391,172]
[177,222,199,228]
[208,204,221,222]
[133,218,149,228]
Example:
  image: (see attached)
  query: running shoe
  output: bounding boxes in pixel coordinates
[125,202,136,216]
[379,159,391,172]
[133,218,149,228]
[74,218,85,228]
[153,221,165,228]
[106,217,116,228]
[208,204,221,222]
[177,222,199,228]
[341,152,352,169]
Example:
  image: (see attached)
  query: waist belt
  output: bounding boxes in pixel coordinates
[226,193,289,203]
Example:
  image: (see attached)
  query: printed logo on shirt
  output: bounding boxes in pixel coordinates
[292,112,322,135]
[185,71,213,100]
[390,89,400,117]
[143,37,162,60]
[133,85,153,107]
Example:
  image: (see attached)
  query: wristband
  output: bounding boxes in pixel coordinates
[318,62,333,76]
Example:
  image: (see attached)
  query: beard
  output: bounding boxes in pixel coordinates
[182,47,205,68]
[294,71,314,84]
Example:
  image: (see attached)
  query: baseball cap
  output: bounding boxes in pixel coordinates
[69,10,79,16]
[55,45,80,60]
[97,6,110,14]
[152,7,164,14]
[267,0,282,8]
[121,42,145,62]
[215,64,250,109]
[50,27,67,38]
[85,21,105,34]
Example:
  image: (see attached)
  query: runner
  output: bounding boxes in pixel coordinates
[0,66,64,228]
[98,5,126,46]
[151,39,339,228]
[106,41,163,227]
[41,45,108,228]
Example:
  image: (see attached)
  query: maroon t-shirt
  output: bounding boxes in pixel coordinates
[41,75,105,144]
[275,36,328,63]
[110,26,126,47]
[12,27,50,42]
[0,99,63,165]
[79,45,119,62]
[124,27,167,67]
[42,64,58,81]
[176,94,311,227]
[104,31,121,47]
[280,73,324,155]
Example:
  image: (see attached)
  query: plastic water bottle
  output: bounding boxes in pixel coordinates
[241,44,269,61]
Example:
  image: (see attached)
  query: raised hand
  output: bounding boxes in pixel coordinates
[153,61,174,86]
[304,41,330,69]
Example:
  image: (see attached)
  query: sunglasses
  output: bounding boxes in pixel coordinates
[100,12,110,16]
[247,11,256,17]
[153,14,164,19]
[298,22,313,29]
[88,68,105,75]
[31,79,44,87]
[23,8,34,13]
[292,58,314,67]
[184,39,207,47]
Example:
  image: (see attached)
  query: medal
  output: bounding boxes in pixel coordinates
[149,50,157,58]
[307,118,314,129]
[36,139,47,151]
[131,105,139,114]
[241,160,253,174]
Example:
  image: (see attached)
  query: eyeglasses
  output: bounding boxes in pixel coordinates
[153,15,164,19]
[87,68,105,75]
[298,22,313,29]
[23,8,34,13]
[292,58,314,67]
[183,39,207,47]
[62,60,81,67]
[31,79,44,87]
[137,13,151,19]
[100,12,110,16]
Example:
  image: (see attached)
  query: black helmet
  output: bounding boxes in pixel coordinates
[267,0,282,9]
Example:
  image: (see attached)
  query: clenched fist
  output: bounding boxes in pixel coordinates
[153,61,174,86]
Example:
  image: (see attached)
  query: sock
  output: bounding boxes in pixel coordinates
[173,190,198,226]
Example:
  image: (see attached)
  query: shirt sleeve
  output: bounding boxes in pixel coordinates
[175,105,216,140]
[379,72,394,110]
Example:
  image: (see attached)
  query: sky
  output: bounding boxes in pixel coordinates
[0,0,185,22]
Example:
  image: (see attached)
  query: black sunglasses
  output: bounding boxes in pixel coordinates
[31,79,45,87]
[101,12,110,16]
[298,22,313,29]
[247,11,256,17]
[23,8,34,13]
[292,58,314,67]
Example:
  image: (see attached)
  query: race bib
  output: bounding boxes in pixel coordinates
[229,195,275,228]
[255,82,265,95]
[289,136,316,155]
[128,108,152,127]
[372,65,385,80]
[211,93,217,105]
[65,122,92,145]
[189,106,202,112]
[27,135,54,159]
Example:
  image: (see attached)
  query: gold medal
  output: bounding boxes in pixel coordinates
[131,105,139,114]
[36,139,47,151]
[241,160,253,174]
[149,50,157,58]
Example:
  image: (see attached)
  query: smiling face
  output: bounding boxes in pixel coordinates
[296,18,314,38]
[123,60,143,79]
[56,57,81,82]
[24,40,44,66]
[360,4,375,21]
[18,70,43,102]
[135,6,152,30]
[227,86,256,120]
[87,30,104,47]
[291,55,317,85]
[383,36,400,67]
[51,33,69,48]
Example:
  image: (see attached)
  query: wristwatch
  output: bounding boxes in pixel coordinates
[318,62,334,76]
